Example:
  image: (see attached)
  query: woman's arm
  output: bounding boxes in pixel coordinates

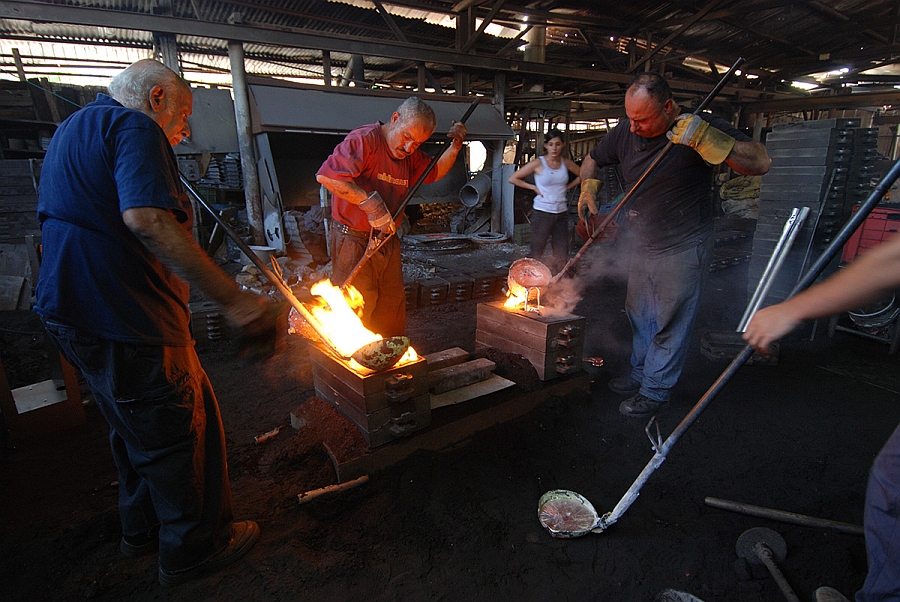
[508,159,541,194]
[564,158,582,190]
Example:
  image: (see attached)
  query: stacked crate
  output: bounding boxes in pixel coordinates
[748,119,877,304]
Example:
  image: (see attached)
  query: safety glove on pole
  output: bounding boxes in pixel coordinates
[359,191,397,235]
[667,114,735,165]
[577,178,603,223]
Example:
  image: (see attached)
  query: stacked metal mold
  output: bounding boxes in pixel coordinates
[748,119,878,304]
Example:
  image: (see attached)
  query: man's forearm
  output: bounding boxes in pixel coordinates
[316,175,367,204]
[580,155,598,182]
[434,143,462,180]
[725,140,771,176]
[122,207,262,326]
[783,234,900,321]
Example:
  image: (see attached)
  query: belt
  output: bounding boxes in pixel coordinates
[334,222,370,239]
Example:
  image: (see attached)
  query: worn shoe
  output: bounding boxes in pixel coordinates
[654,589,707,602]
[121,524,160,558]
[619,393,669,417]
[814,587,851,602]
[158,520,260,587]
[608,375,640,395]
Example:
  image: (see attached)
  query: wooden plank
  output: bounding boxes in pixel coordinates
[424,347,469,371]
[430,373,515,409]
[428,357,495,394]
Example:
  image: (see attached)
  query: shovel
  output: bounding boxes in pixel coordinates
[180,175,409,371]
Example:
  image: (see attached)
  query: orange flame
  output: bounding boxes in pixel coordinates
[305,279,418,367]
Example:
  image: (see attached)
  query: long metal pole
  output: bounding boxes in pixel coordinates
[737,207,809,332]
[551,57,745,284]
[228,41,265,246]
[180,175,349,358]
[594,154,900,533]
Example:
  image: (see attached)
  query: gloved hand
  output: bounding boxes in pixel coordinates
[236,300,289,364]
[358,191,396,235]
[667,114,735,165]
[577,179,603,223]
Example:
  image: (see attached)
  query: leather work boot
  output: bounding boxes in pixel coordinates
[814,587,851,602]
[608,375,640,395]
[619,393,669,417]
[158,520,260,587]
[120,524,160,558]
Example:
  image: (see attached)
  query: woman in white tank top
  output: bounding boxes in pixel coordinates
[508,129,581,274]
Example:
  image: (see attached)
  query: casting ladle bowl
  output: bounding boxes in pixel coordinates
[507,258,552,308]
[351,336,410,372]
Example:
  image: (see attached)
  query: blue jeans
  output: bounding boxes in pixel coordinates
[529,209,569,275]
[625,236,712,402]
[859,421,900,602]
[43,321,233,573]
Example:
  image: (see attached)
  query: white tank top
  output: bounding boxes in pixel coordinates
[532,156,569,214]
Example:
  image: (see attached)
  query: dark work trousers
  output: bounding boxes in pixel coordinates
[528,209,569,275]
[42,320,233,573]
[860,420,900,601]
[331,226,406,337]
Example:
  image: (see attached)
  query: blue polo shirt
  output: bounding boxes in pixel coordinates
[35,94,193,345]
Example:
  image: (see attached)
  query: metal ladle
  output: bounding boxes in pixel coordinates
[507,258,552,311]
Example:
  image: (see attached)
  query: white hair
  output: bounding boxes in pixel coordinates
[396,97,437,130]
[108,59,188,111]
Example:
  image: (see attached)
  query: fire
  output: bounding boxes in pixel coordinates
[304,279,418,369]
[504,278,542,311]
[504,287,529,308]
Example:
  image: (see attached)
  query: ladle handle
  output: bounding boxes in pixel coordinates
[551,57,745,284]
[181,175,351,358]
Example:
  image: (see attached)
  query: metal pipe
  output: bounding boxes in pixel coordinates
[705,497,864,536]
[551,56,746,284]
[228,41,265,246]
[738,207,810,332]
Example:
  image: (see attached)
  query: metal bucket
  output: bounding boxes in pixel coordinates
[848,295,899,330]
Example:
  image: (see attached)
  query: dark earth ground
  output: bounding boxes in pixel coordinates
[2,233,899,602]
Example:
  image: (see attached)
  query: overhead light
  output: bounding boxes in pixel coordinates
[792,81,817,90]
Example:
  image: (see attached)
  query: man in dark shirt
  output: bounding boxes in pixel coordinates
[316,97,466,337]
[579,72,770,417]
[35,59,281,586]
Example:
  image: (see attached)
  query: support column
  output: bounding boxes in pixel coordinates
[491,71,506,233]
[228,41,265,245]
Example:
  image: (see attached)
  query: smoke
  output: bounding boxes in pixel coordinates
[540,276,584,318]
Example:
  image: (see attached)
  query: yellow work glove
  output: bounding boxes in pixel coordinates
[667,114,735,165]
[577,178,603,223]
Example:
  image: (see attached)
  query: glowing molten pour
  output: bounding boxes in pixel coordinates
[504,258,550,311]
[306,279,418,370]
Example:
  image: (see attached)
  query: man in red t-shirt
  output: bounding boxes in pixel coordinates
[316,97,466,336]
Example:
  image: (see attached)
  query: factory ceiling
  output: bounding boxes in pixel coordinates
[1,0,900,121]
